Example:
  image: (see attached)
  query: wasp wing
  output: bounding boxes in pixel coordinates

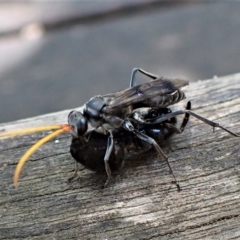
[103,78,188,113]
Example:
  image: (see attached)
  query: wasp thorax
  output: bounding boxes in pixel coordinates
[68,110,88,136]
[84,96,106,120]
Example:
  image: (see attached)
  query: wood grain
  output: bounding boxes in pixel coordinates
[0,74,239,239]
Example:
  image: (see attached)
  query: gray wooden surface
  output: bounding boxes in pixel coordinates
[0,73,239,239]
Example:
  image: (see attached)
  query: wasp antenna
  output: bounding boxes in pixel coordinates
[0,125,70,139]
[13,125,71,187]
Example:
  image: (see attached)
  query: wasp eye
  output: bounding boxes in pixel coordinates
[68,111,88,136]
[76,117,88,135]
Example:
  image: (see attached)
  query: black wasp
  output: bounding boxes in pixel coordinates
[67,68,237,189]
[69,99,191,190]
[0,68,238,190]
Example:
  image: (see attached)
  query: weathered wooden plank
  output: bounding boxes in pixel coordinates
[0,74,239,239]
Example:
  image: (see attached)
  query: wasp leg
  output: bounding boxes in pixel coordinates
[68,162,81,182]
[164,123,185,134]
[103,132,114,187]
[180,101,191,131]
[165,101,191,134]
[123,120,181,191]
[136,129,181,191]
[130,68,158,87]
[133,106,238,137]
[165,110,238,137]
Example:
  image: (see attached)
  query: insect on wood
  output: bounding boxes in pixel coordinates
[0,68,238,190]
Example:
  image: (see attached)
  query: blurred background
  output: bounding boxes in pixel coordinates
[0,1,240,123]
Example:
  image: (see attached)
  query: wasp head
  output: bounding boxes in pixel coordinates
[68,110,88,137]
